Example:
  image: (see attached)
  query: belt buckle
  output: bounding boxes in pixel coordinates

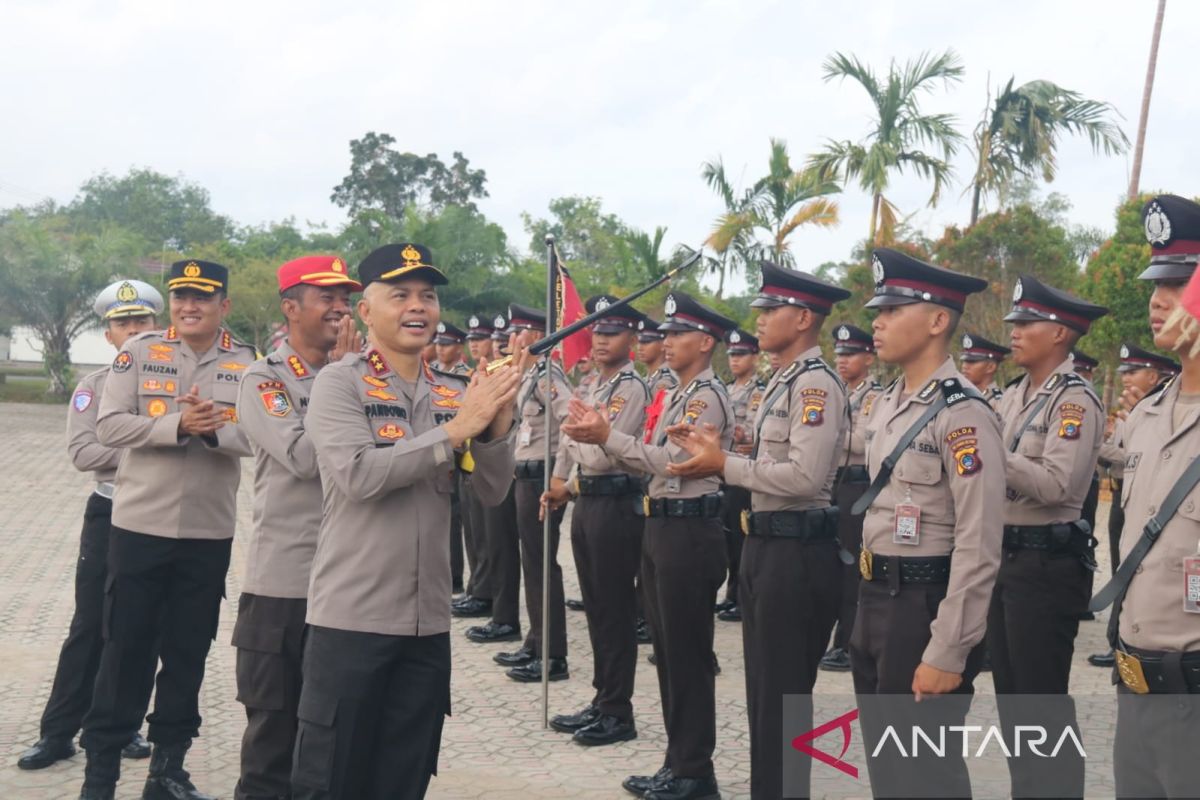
[740,509,750,536]
[643,495,651,517]
[859,548,873,581]
[1116,649,1150,694]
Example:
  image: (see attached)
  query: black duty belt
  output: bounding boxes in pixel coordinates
[743,508,839,541]
[515,460,552,481]
[1002,521,1097,559]
[1116,646,1200,695]
[577,474,641,496]
[640,493,723,518]
[859,550,951,584]
[837,464,870,485]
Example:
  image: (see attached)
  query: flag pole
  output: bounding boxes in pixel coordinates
[541,234,556,727]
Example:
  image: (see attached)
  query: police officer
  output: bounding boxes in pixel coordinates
[463,313,525,644]
[821,322,883,673]
[714,328,765,622]
[231,256,361,800]
[1091,194,1200,797]
[1088,342,1180,667]
[959,331,1010,408]
[543,295,650,745]
[564,291,734,800]
[80,260,257,800]
[293,243,519,799]
[851,249,1003,798]
[452,314,499,617]
[433,321,472,593]
[1071,349,1098,382]
[638,317,678,399]
[668,265,851,799]
[433,321,471,376]
[500,304,573,682]
[989,275,1107,798]
[16,281,161,774]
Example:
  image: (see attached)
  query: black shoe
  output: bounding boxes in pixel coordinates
[1079,610,1096,621]
[647,652,656,665]
[466,621,521,643]
[451,592,473,607]
[1088,649,1116,668]
[507,657,569,682]
[494,644,536,666]
[122,733,151,760]
[712,652,721,676]
[644,775,721,800]
[623,766,672,797]
[820,647,852,672]
[79,786,115,800]
[142,741,215,800]
[550,703,599,734]
[713,599,736,613]
[566,598,585,611]
[452,580,465,594]
[979,650,993,672]
[716,605,741,622]
[17,735,76,770]
[574,714,637,746]
[451,597,493,618]
[636,619,652,644]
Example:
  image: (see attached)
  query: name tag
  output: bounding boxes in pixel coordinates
[519,423,532,447]
[893,502,921,546]
[1185,555,1200,614]
[665,476,681,494]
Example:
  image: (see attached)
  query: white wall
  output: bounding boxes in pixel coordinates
[7,327,113,369]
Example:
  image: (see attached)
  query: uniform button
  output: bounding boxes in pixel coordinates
[1149,505,1157,515]
[1131,623,1140,633]
[1136,564,1144,574]
[886,424,893,434]
[1187,501,1195,513]
[1163,450,1172,460]
[922,472,931,480]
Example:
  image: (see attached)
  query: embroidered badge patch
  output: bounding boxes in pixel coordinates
[801,388,827,426]
[149,344,174,362]
[367,350,388,376]
[431,384,461,398]
[1058,402,1085,440]
[377,423,405,440]
[220,361,248,371]
[287,355,308,378]
[113,351,133,373]
[147,398,168,418]
[366,388,398,401]
[260,388,292,417]
[946,426,981,476]
[72,390,93,412]
[608,395,627,421]
[362,375,389,388]
[683,398,708,425]
[142,380,162,392]
[434,397,462,409]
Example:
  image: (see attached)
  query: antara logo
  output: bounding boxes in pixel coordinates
[792,709,859,778]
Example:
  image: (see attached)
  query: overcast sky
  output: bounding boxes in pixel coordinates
[3,0,1196,296]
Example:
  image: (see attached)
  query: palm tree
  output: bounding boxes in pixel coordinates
[808,50,965,246]
[703,139,840,287]
[970,78,1130,224]
[1128,0,1167,200]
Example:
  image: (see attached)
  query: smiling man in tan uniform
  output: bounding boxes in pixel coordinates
[291,243,519,800]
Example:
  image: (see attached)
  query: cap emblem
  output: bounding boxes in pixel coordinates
[436,322,446,334]
[469,315,479,327]
[1012,280,1023,302]
[494,314,506,328]
[963,334,973,349]
[183,263,201,278]
[837,326,850,341]
[664,295,678,316]
[401,244,422,265]
[1120,345,1130,358]
[596,297,611,312]
[729,331,741,344]
[871,254,885,285]
[331,258,344,273]
[1145,201,1172,245]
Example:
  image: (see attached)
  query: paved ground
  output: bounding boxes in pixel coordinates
[0,402,1119,799]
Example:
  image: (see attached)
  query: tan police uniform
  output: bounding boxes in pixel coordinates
[717,370,765,612]
[510,357,573,671]
[231,341,322,799]
[551,358,649,730]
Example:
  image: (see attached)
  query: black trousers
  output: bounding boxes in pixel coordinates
[233,593,307,800]
[292,626,450,800]
[1109,479,1124,572]
[850,578,984,799]
[987,550,1089,798]
[80,527,231,757]
[449,484,464,590]
[460,472,493,601]
[40,494,152,741]
[1115,685,1200,798]
[718,485,750,605]
[641,516,727,779]
[742,534,841,800]
[832,480,868,650]
[514,477,567,658]
[483,484,521,628]
[571,493,643,720]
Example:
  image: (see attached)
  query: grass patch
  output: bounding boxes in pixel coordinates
[0,378,64,404]
[0,365,47,379]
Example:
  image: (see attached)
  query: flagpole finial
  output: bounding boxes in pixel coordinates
[544,234,555,246]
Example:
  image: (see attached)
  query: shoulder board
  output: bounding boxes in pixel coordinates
[989,386,1004,400]
[917,378,941,401]
[609,370,647,388]
[684,377,728,398]
[1005,374,1025,389]
[126,330,159,347]
[885,376,901,393]
[939,377,986,407]
[430,365,469,384]
[756,378,768,390]
[870,379,884,391]
[1147,375,1175,405]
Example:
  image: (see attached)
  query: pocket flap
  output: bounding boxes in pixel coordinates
[893,453,942,485]
[297,691,338,726]
[230,621,286,654]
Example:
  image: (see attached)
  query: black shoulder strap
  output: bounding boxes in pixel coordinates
[1005,374,1024,389]
[850,378,985,515]
[749,358,831,459]
[1093,454,1200,617]
[1008,372,1088,453]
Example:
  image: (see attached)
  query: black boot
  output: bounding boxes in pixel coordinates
[79,748,120,800]
[142,741,215,800]
[17,735,76,769]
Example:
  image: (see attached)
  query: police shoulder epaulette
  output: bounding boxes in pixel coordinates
[938,377,986,407]
[1005,374,1024,389]
[884,376,901,395]
[265,353,282,365]
[125,330,159,347]
[1147,374,1176,405]
[1048,371,1101,407]
[756,377,768,391]
[430,365,469,384]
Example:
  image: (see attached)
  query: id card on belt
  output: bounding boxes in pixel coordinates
[665,476,682,494]
[1184,554,1200,614]
[893,502,921,546]
[518,423,532,447]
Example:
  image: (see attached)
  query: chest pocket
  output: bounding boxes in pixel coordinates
[892,445,951,525]
[137,381,176,419]
[212,380,241,408]
[1016,430,1047,459]
[521,394,545,418]
[759,414,790,462]
[1119,452,1142,510]
[370,419,413,447]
